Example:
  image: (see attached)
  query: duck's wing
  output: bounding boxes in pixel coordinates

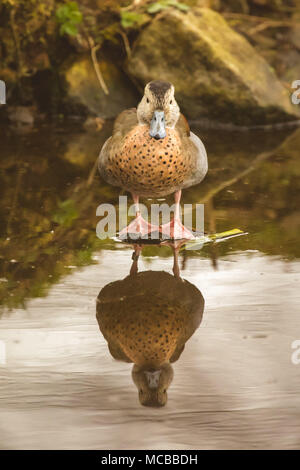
[176,113,208,189]
[108,341,132,363]
[98,108,138,186]
[113,107,138,137]
[176,113,191,137]
[187,131,208,185]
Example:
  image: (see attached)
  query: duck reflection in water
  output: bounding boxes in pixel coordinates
[96,242,204,407]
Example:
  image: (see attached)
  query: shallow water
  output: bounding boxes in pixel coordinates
[0,122,300,449]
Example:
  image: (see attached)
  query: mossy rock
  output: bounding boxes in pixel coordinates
[127,7,300,126]
[64,55,139,118]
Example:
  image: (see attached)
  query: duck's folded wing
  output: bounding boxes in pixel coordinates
[176,113,208,189]
[108,341,132,363]
[98,108,138,186]
[176,113,191,137]
[113,107,138,137]
[181,131,208,189]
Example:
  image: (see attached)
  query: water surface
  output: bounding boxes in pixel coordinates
[0,122,300,449]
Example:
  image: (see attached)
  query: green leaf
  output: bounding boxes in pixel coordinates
[209,228,245,241]
[68,10,83,24]
[60,23,78,36]
[147,0,190,14]
[172,2,189,11]
[147,2,168,13]
[68,1,80,11]
[56,1,82,35]
[56,5,69,22]
[120,11,148,29]
[181,229,247,252]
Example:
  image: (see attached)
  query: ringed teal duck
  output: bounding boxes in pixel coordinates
[98,80,208,239]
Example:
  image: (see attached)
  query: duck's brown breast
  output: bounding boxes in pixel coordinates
[97,271,204,368]
[108,125,195,197]
[100,302,187,368]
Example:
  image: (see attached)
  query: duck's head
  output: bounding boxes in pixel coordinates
[137,80,180,140]
[132,362,174,407]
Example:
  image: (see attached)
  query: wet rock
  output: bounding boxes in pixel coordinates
[127,8,300,126]
[62,119,113,167]
[276,48,300,85]
[83,116,105,132]
[62,131,101,167]
[290,26,300,52]
[64,56,139,119]
[31,52,51,72]
[7,106,35,125]
[277,127,300,161]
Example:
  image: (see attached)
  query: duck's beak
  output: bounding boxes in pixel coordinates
[144,370,161,389]
[149,110,166,140]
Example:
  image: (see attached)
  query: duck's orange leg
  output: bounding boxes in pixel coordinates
[129,244,142,275]
[160,190,195,240]
[160,240,185,278]
[119,193,159,239]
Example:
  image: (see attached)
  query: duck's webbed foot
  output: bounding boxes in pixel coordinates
[160,218,195,240]
[119,214,159,239]
[160,190,195,240]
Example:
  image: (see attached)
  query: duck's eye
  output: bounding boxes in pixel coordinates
[170,100,173,104]
[146,98,149,103]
